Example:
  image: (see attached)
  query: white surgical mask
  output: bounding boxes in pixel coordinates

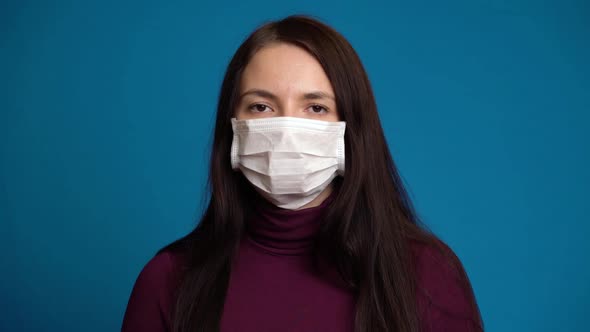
[230,116,346,210]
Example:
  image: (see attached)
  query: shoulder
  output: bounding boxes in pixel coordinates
[134,251,181,292]
[409,239,483,331]
[410,240,470,314]
[122,250,185,332]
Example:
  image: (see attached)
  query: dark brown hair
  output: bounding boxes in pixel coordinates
[160,14,484,332]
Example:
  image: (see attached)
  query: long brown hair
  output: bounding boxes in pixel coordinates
[160,14,483,332]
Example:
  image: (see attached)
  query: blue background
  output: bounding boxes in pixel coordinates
[1,1,588,331]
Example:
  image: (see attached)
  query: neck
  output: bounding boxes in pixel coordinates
[244,185,337,256]
[296,184,334,210]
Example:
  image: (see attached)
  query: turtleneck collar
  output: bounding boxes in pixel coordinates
[244,189,336,256]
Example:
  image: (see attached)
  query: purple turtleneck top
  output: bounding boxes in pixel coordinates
[121,192,482,332]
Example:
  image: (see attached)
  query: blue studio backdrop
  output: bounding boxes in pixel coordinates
[1,1,588,331]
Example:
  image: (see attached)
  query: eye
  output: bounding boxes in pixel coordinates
[248,103,273,113]
[306,104,328,115]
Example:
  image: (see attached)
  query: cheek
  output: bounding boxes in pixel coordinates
[328,110,341,122]
[235,109,252,120]
[234,102,251,119]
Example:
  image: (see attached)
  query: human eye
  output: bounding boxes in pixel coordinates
[248,103,273,113]
[305,104,329,115]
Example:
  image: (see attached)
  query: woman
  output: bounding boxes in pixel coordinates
[122,15,484,332]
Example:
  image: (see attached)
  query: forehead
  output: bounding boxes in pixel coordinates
[239,43,334,95]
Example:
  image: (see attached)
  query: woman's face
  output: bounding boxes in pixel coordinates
[235,42,340,122]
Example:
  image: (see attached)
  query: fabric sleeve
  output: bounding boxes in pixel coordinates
[412,241,483,332]
[121,251,176,332]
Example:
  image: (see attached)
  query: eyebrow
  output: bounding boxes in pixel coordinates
[238,88,336,102]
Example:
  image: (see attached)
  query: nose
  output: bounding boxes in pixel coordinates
[278,102,297,118]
